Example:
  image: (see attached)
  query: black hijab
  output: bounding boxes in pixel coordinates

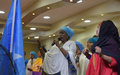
[91,20,120,74]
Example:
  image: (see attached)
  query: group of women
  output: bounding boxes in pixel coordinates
[26,51,43,75]
[26,20,120,75]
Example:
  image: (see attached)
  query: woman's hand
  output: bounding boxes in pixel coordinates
[82,49,90,57]
[76,62,80,67]
[54,40,61,48]
[27,68,32,71]
[54,40,68,56]
[95,46,112,63]
[37,38,41,48]
[95,46,102,56]
[82,49,88,54]
[95,46,101,54]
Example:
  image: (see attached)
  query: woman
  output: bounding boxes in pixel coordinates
[86,20,120,75]
[32,51,43,75]
[26,51,38,75]
[87,36,98,52]
[42,26,76,75]
[75,41,89,75]
[83,36,98,59]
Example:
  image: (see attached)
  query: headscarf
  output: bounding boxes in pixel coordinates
[88,37,98,45]
[61,26,74,40]
[30,51,38,59]
[75,41,84,52]
[91,20,120,74]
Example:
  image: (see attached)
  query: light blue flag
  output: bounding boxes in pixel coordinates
[0,0,25,75]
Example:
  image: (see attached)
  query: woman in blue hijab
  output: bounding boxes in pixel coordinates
[82,36,98,60]
[42,26,77,75]
[61,26,74,40]
[26,51,37,75]
[75,41,89,75]
[30,51,38,59]
[87,37,98,52]
[55,26,76,75]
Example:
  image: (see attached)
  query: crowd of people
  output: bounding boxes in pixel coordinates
[25,20,120,75]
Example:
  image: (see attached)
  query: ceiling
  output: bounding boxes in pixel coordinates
[0,0,120,43]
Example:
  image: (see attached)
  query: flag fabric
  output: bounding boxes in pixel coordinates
[0,0,25,75]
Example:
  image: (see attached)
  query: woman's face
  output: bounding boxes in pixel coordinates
[96,26,100,37]
[37,51,41,57]
[87,41,93,51]
[30,54,34,59]
[76,45,81,55]
[59,30,69,43]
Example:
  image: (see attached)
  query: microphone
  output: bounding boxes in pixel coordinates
[51,38,61,46]
[58,37,61,41]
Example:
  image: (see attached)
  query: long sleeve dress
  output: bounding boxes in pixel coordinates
[86,53,118,75]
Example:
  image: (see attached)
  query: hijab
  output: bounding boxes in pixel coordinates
[30,51,38,59]
[75,41,84,52]
[88,37,98,45]
[91,20,120,74]
[61,26,74,40]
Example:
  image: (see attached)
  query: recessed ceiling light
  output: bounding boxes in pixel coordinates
[77,0,82,3]
[81,18,84,20]
[0,10,5,14]
[53,34,55,36]
[49,35,51,37]
[32,13,35,16]
[84,20,91,23]
[34,36,39,39]
[101,14,104,16]
[70,0,73,2]
[47,7,50,9]
[28,37,30,39]
[43,16,50,19]
[30,28,36,30]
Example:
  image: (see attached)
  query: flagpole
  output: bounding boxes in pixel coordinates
[9,0,17,75]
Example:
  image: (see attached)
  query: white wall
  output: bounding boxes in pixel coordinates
[71,24,97,48]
